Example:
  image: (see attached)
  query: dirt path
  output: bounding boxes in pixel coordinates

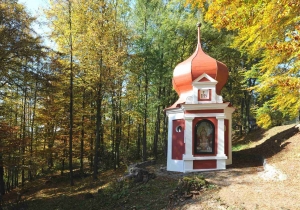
[177,125,300,209]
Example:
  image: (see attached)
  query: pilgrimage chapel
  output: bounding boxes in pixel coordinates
[165,23,235,172]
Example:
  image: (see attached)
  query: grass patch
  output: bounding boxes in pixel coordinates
[179,175,208,193]
[99,176,178,210]
[232,143,250,151]
[3,168,217,210]
[3,169,179,210]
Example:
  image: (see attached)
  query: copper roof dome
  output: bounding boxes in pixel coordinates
[171,23,229,108]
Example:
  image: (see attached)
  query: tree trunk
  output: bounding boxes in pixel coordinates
[161,86,168,158]
[153,86,162,160]
[93,88,102,180]
[89,133,94,171]
[111,113,115,170]
[0,154,5,195]
[14,163,18,188]
[89,97,95,171]
[11,166,14,190]
[240,97,244,136]
[115,104,122,168]
[245,92,250,134]
[80,90,85,174]
[111,98,116,170]
[29,80,38,181]
[153,105,160,160]
[142,73,148,161]
[61,159,65,176]
[68,0,74,186]
[21,85,27,186]
[137,124,141,159]
[127,116,131,150]
[6,168,11,192]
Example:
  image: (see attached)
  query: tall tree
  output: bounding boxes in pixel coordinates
[47,0,131,178]
[0,0,45,193]
[67,0,74,187]
[46,0,76,186]
[187,0,300,127]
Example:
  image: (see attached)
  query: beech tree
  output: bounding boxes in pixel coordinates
[0,0,45,193]
[46,0,76,185]
[128,0,202,160]
[1,0,273,195]
[187,0,300,128]
[46,0,131,178]
[0,1,43,87]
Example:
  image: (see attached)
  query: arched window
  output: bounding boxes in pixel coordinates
[194,120,215,154]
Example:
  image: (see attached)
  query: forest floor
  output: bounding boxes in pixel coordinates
[178,123,300,210]
[1,124,300,210]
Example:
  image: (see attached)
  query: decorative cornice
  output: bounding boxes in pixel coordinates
[165,108,184,115]
[184,116,195,120]
[182,155,227,160]
[181,102,230,110]
[193,82,218,86]
[192,73,217,84]
[216,116,226,120]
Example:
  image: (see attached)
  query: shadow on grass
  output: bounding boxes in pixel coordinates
[232,128,266,146]
[2,175,177,210]
[2,127,298,210]
[229,125,298,169]
[200,125,298,187]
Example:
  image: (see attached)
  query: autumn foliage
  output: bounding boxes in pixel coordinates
[187,0,300,128]
[1,0,299,197]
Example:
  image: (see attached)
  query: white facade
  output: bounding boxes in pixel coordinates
[166,74,234,172]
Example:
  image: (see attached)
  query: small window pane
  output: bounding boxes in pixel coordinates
[176,126,182,132]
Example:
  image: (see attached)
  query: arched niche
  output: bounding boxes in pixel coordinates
[194,119,215,154]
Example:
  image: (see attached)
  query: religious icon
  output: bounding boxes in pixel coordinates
[195,120,214,154]
[199,89,209,99]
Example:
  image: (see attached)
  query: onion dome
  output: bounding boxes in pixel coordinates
[171,23,229,108]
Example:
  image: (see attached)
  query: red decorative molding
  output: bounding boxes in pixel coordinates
[198,77,210,82]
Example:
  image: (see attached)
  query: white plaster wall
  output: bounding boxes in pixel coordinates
[217,159,226,170]
[216,116,226,157]
[183,117,194,158]
[166,102,234,172]
[167,160,184,172]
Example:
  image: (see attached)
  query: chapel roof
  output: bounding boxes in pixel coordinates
[170,23,229,108]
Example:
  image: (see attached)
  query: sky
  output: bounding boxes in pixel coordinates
[18,0,49,14]
[18,0,55,48]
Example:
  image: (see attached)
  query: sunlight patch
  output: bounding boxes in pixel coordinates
[258,163,287,181]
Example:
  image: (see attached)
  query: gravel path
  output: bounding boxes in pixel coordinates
[172,125,300,209]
